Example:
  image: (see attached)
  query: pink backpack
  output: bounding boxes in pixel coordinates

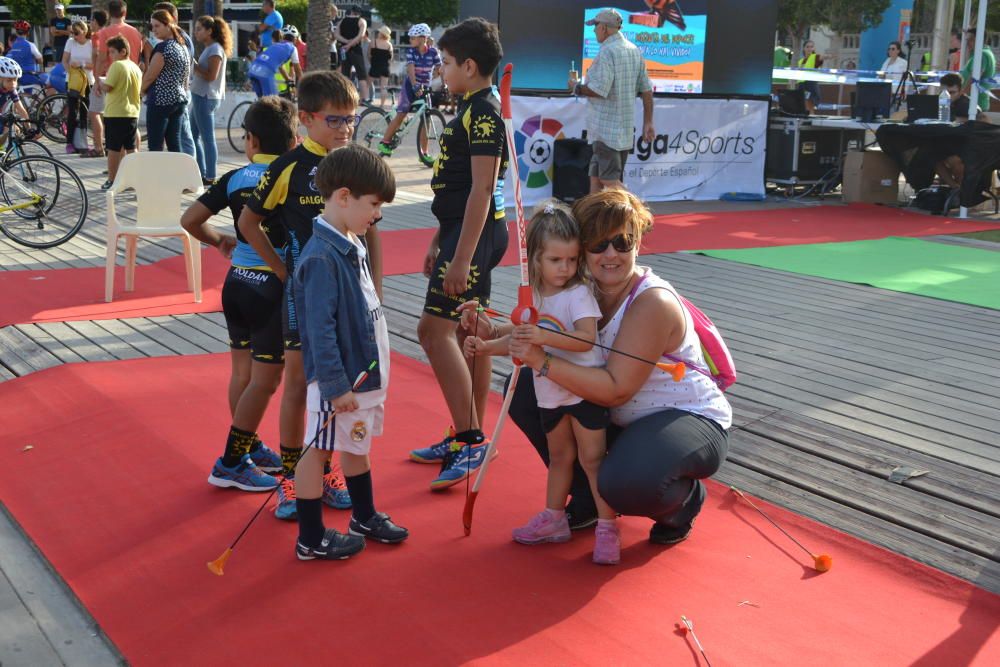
[625,272,737,391]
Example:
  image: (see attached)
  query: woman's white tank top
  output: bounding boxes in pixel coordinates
[598,268,733,429]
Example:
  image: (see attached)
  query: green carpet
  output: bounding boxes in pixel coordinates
[697,237,1000,310]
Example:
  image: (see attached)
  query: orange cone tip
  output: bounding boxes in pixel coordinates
[207,548,232,576]
[813,553,833,572]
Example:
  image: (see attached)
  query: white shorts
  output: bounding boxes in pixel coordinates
[305,384,383,455]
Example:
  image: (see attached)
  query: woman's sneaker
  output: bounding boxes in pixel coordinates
[295,528,365,561]
[322,467,352,509]
[248,443,282,473]
[348,512,409,544]
[592,522,621,565]
[512,509,572,545]
[274,477,297,520]
[207,454,279,492]
[409,427,456,463]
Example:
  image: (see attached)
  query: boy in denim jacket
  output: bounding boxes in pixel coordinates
[292,144,408,561]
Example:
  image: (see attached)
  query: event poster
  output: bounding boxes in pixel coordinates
[504,96,767,205]
[582,3,707,93]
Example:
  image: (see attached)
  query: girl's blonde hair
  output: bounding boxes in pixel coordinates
[526,199,586,292]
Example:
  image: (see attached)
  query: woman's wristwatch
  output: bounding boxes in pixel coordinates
[538,352,553,377]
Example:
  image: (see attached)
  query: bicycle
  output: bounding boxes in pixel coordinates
[0,155,89,248]
[226,87,296,155]
[354,92,447,168]
[0,114,53,167]
[33,91,91,144]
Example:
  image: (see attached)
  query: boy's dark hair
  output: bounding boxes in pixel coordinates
[106,35,129,56]
[154,2,179,20]
[940,72,963,89]
[244,96,298,155]
[314,143,395,203]
[92,10,109,28]
[297,70,359,113]
[437,17,503,79]
[108,1,126,19]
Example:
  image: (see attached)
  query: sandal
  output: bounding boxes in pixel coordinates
[81,148,106,158]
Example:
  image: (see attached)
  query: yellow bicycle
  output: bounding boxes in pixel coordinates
[0,155,89,248]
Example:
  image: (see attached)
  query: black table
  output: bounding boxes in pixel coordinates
[875,121,1000,207]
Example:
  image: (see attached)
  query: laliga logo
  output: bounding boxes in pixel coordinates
[514,115,565,188]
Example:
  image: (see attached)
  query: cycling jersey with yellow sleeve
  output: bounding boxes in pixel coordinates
[245,136,328,272]
[430,86,508,223]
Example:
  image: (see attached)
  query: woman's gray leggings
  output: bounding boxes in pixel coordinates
[507,371,729,528]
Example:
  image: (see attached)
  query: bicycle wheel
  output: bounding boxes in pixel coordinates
[2,138,53,168]
[227,100,251,154]
[416,109,447,167]
[0,156,89,249]
[35,93,71,143]
[354,107,390,149]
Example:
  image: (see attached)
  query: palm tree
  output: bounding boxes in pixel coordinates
[307,0,333,72]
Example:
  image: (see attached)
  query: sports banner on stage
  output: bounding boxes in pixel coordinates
[505,96,767,206]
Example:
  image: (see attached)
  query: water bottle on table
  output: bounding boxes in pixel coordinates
[938,89,951,122]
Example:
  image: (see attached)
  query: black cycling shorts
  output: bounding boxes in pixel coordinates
[281,275,301,351]
[222,266,284,363]
[423,217,509,322]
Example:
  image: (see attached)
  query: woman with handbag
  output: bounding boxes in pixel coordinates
[62,20,95,155]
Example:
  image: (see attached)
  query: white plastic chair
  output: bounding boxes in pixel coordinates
[104,152,204,303]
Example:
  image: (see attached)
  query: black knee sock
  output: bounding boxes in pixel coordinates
[222,426,256,467]
[454,429,485,446]
[296,497,325,547]
[280,445,300,478]
[345,471,375,523]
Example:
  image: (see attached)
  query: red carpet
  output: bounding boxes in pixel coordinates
[1,354,997,666]
[0,252,229,327]
[380,203,1000,276]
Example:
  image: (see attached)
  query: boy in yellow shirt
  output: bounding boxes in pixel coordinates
[99,35,142,189]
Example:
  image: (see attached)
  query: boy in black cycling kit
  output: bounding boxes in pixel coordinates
[407,19,509,490]
[181,97,297,493]
[238,72,381,520]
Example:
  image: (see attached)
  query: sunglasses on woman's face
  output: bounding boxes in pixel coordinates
[587,233,635,254]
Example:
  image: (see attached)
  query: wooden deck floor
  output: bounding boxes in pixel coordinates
[2,145,999,602]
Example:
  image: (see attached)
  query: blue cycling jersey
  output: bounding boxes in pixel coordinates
[249,42,296,77]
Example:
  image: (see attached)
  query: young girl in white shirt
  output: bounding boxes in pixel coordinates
[464,200,621,565]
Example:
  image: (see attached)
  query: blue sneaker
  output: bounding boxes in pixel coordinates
[274,477,297,520]
[208,454,279,492]
[322,467,352,510]
[409,427,456,464]
[249,442,282,473]
[430,442,492,491]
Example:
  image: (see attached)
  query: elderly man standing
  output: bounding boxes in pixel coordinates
[570,9,655,192]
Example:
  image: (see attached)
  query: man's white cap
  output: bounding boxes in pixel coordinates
[54,3,65,9]
[585,9,623,28]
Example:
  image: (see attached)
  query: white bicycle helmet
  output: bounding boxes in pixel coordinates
[408,23,432,38]
[0,57,22,79]
[281,25,299,39]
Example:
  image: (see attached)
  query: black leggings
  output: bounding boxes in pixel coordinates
[507,370,729,528]
[66,90,89,145]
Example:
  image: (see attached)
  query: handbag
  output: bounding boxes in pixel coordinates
[68,66,89,95]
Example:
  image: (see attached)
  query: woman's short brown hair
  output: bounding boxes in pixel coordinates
[571,189,653,253]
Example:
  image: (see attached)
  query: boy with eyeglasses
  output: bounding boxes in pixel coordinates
[238,71,383,521]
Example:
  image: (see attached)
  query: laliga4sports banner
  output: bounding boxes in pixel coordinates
[505,96,767,206]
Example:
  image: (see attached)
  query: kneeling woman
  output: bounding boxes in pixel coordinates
[506,189,731,544]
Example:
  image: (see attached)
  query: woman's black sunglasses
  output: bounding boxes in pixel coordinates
[587,233,635,254]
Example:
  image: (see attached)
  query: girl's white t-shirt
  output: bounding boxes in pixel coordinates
[598,268,732,429]
[533,283,603,409]
[64,39,94,85]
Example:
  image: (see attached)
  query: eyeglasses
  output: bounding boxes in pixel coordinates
[587,233,635,254]
[313,113,360,129]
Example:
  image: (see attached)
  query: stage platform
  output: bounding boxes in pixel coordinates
[1,135,999,665]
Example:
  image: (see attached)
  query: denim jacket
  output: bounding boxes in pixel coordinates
[293,219,381,401]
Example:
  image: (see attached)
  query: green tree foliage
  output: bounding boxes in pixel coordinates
[371,0,459,28]
[278,0,310,33]
[7,0,47,25]
[777,0,892,40]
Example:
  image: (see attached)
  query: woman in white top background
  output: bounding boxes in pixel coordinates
[491,189,732,544]
[61,20,93,154]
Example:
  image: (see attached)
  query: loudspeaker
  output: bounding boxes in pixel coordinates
[552,138,592,203]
